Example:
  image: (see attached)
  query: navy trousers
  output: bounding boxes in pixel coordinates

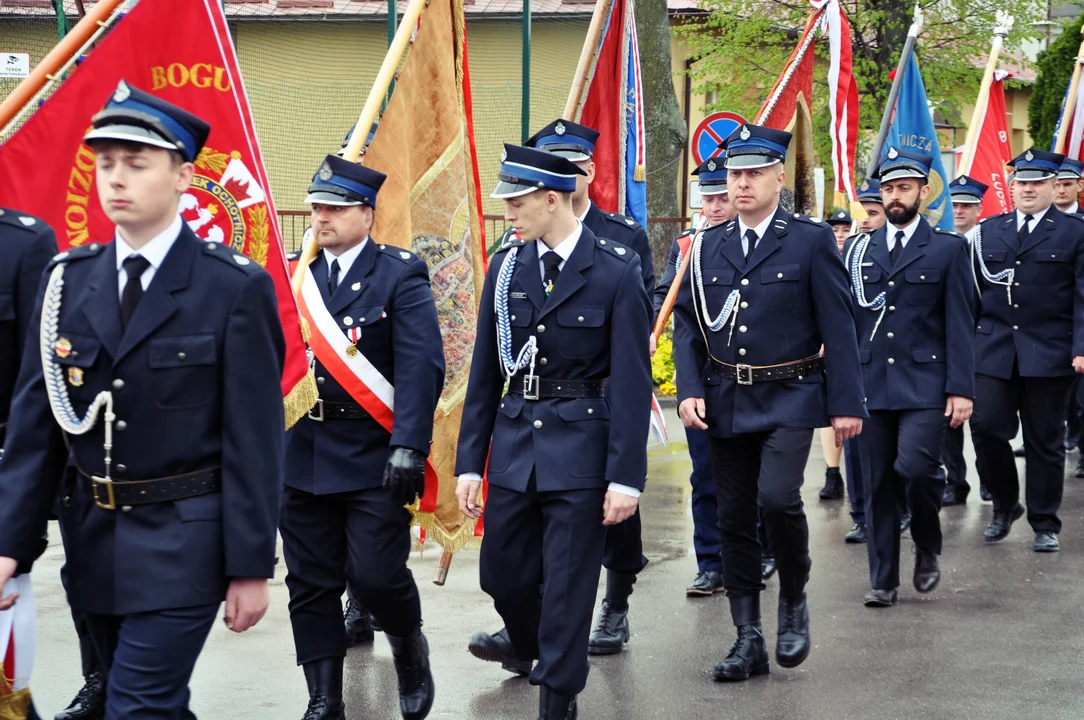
[941,423,968,495]
[85,604,218,720]
[685,426,723,573]
[856,408,947,591]
[602,507,649,575]
[843,438,865,524]
[480,477,607,695]
[280,485,421,664]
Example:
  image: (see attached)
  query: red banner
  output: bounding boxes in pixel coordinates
[0,0,315,425]
[959,72,1014,219]
[579,0,628,216]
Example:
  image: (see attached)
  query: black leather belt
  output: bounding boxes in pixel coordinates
[507,376,604,400]
[81,468,221,510]
[308,399,370,421]
[711,355,824,386]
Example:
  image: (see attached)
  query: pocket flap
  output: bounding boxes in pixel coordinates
[1038,248,1071,263]
[556,399,610,421]
[349,306,386,326]
[761,264,801,284]
[905,269,940,283]
[702,268,735,286]
[557,307,605,328]
[149,334,216,368]
[0,292,13,321]
[497,393,525,419]
[54,332,101,368]
[912,349,945,363]
[508,301,533,327]
[860,269,882,283]
[976,322,992,335]
[983,250,1005,263]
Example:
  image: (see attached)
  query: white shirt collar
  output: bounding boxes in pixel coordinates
[114,214,183,272]
[576,201,592,224]
[886,214,921,247]
[323,237,369,280]
[540,221,583,268]
[964,225,979,243]
[737,208,777,243]
[1016,205,1050,228]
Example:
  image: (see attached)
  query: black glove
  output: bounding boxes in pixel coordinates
[383,446,427,506]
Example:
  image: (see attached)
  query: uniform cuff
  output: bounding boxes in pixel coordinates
[607,483,641,498]
[458,473,482,484]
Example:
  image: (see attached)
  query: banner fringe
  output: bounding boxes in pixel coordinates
[409,509,482,554]
[283,371,318,430]
[0,687,31,720]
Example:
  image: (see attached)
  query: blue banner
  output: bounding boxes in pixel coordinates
[624,10,647,226]
[884,54,953,230]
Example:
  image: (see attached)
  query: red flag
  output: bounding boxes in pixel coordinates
[958,71,1014,218]
[0,0,316,426]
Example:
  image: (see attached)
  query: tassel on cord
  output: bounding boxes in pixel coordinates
[634,164,645,182]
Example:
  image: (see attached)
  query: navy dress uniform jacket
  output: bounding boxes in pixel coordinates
[285,241,445,494]
[845,221,976,410]
[672,208,867,437]
[583,202,656,298]
[0,225,286,616]
[455,226,652,492]
[0,211,57,442]
[972,209,1084,379]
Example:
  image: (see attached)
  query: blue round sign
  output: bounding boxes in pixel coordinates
[692,111,747,166]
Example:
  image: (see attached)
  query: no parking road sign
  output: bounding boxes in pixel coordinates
[691,111,747,166]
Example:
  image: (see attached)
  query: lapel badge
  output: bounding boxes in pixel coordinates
[707,159,716,172]
[555,121,566,135]
[887,147,899,159]
[113,80,131,103]
[67,367,84,387]
[318,162,334,181]
[1025,150,1034,161]
[343,316,353,326]
[55,337,73,359]
[351,282,361,291]
[739,125,751,140]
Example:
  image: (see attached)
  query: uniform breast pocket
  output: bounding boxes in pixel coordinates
[702,268,736,305]
[348,304,388,350]
[904,269,941,305]
[983,249,1006,265]
[759,264,801,310]
[148,334,218,410]
[858,267,882,284]
[556,307,607,360]
[53,332,102,403]
[1036,248,1072,264]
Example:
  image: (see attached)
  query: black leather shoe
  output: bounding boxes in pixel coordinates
[344,595,374,647]
[900,514,912,533]
[687,570,725,596]
[775,594,811,669]
[980,485,992,502]
[863,588,898,607]
[1013,444,1026,457]
[387,629,435,720]
[844,523,867,544]
[1034,531,1060,553]
[819,467,844,500]
[760,555,777,580]
[538,686,578,719]
[55,672,105,720]
[467,628,532,676]
[984,502,1025,543]
[942,485,969,506]
[300,658,345,720]
[587,599,629,655]
[913,548,940,593]
[712,623,770,681]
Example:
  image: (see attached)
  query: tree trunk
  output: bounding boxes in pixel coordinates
[637,0,687,271]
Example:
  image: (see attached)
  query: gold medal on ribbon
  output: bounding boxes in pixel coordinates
[67,367,84,387]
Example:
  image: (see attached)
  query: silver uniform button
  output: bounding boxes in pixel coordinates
[510,315,516,322]
[888,281,894,287]
[533,420,543,429]
[121,506,132,513]
[741,278,749,286]
[886,332,894,339]
[317,377,326,385]
[739,348,747,356]
[540,358,548,366]
[116,464,127,474]
[587,408,594,415]
[1013,325,1019,330]
[578,316,585,323]
[1015,260,1021,266]
[537,325,546,333]
[740,302,748,309]
[888,358,895,365]
[932,355,937,359]
[177,352,186,361]
[888,306,896,312]
[116,421,127,432]
[777,272,783,279]
[112,378,125,390]
[739,325,747,333]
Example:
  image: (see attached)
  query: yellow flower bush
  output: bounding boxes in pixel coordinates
[652,327,677,396]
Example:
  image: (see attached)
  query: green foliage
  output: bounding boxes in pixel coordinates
[677,0,1045,185]
[1028,13,1084,150]
[652,327,676,396]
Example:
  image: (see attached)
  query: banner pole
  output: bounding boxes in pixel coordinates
[1054,25,1084,155]
[522,0,532,143]
[869,4,925,166]
[564,0,615,121]
[958,13,1012,176]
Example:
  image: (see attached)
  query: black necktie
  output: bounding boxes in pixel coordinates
[1019,214,1033,247]
[542,252,562,297]
[120,255,150,330]
[744,229,758,266]
[328,259,340,296]
[890,230,905,266]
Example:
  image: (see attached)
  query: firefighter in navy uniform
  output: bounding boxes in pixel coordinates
[970,148,1084,553]
[456,144,651,719]
[281,154,444,720]
[672,124,866,681]
[843,148,975,607]
[0,81,286,718]
[461,118,657,657]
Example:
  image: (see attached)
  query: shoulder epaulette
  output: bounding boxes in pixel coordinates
[790,213,824,226]
[676,228,696,238]
[202,241,261,273]
[378,243,418,263]
[0,209,49,233]
[595,236,634,261]
[934,227,965,238]
[605,211,642,230]
[1065,212,1084,223]
[48,241,104,267]
[286,251,301,261]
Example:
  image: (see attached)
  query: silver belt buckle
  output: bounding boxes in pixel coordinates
[308,398,325,422]
[736,364,754,386]
[522,374,540,401]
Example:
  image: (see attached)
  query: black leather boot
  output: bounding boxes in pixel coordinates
[588,570,635,655]
[343,589,374,647]
[819,467,844,500]
[776,593,811,669]
[538,686,578,720]
[387,629,435,720]
[467,628,532,675]
[55,636,105,720]
[714,595,770,681]
[300,658,345,720]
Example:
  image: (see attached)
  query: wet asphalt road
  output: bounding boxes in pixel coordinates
[25,411,1084,719]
